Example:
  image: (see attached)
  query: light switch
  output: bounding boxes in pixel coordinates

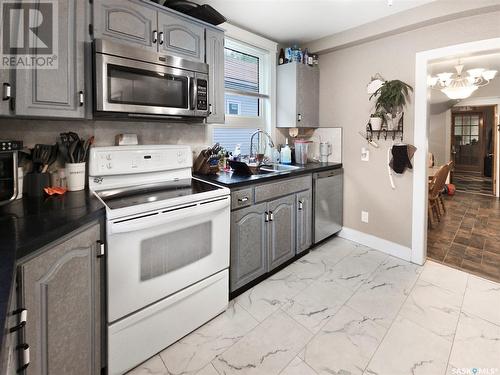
[361,147,369,161]
[361,211,369,223]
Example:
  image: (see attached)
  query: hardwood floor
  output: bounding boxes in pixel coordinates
[427,192,500,282]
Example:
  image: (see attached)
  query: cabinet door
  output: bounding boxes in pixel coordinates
[296,190,312,254]
[268,195,296,270]
[14,0,86,118]
[230,203,267,292]
[296,64,319,128]
[93,0,157,51]
[157,11,205,62]
[19,222,102,375]
[205,28,225,124]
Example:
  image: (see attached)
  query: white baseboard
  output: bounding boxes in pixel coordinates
[338,227,412,262]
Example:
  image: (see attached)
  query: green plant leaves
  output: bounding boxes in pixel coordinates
[369,80,413,116]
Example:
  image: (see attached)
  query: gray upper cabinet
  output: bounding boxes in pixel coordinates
[268,194,296,270]
[14,0,86,118]
[93,0,157,51]
[277,63,319,128]
[18,222,102,375]
[205,28,225,123]
[157,12,205,62]
[230,203,268,292]
[296,190,312,254]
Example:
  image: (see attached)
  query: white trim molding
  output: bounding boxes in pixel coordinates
[412,37,500,266]
[338,227,412,262]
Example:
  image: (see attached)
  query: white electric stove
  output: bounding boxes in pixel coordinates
[89,145,230,375]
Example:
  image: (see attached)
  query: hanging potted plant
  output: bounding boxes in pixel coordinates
[370,80,413,130]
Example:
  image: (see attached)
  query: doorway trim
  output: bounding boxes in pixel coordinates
[411,37,500,265]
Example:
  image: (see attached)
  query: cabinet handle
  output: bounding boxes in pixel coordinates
[298,201,303,210]
[3,83,11,101]
[17,343,30,371]
[238,197,248,203]
[269,211,274,221]
[209,103,212,115]
[297,113,302,122]
[96,240,105,257]
[152,30,158,44]
[265,211,269,222]
[78,91,84,106]
[159,31,164,45]
[9,308,27,333]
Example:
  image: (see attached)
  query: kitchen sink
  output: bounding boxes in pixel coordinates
[259,164,302,172]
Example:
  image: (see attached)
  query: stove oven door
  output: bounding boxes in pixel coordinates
[106,196,230,322]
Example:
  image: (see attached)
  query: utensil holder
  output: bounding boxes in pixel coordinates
[25,172,50,197]
[66,162,86,191]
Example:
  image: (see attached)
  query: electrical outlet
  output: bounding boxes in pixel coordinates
[361,147,369,161]
[361,211,369,223]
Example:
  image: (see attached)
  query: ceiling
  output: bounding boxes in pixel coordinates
[192,0,435,44]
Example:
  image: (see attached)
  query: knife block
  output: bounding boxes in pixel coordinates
[25,172,50,197]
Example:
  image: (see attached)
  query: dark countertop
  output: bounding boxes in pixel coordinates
[0,190,105,370]
[195,162,342,188]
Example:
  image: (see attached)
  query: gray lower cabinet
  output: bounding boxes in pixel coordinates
[230,203,268,292]
[268,195,296,270]
[205,28,225,124]
[17,221,103,375]
[296,190,312,254]
[157,12,205,62]
[14,0,87,118]
[93,0,157,51]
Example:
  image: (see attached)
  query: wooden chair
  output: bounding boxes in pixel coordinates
[428,164,450,228]
[438,161,453,214]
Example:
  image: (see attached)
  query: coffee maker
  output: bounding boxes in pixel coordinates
[319,142,332,163]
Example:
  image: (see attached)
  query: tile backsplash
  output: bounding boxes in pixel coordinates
[0,118,209,154]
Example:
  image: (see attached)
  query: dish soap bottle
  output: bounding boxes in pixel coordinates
[280,139,292,165]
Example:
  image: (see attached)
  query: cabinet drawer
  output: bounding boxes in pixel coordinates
[255,175,312,203]
[231,188,253,210]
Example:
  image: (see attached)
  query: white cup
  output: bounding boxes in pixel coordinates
[66,163,86,191]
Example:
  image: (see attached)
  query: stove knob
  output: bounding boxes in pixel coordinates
[106,154,112,161]
[106,163,112,169]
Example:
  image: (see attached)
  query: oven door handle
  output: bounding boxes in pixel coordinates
[109,198,229,234]
[189,77,197,110]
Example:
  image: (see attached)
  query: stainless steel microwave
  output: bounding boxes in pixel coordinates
[94,39,209,119]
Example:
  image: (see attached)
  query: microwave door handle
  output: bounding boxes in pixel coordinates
[189,77,197,110]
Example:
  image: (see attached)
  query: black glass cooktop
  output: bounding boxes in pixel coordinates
[98,178,221,210]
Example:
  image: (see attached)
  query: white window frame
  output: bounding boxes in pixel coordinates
[224,37,270,128]
[205,23,277,146]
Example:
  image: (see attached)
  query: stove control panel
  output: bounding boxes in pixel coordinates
[89,145,192,176]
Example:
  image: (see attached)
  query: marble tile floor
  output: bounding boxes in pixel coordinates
[127,237,500,375]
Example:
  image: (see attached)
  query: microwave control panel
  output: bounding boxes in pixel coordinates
[197,79,208,111]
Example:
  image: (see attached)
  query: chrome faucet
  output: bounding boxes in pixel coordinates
[250,129,275,164]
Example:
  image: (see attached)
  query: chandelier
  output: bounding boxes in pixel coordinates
[428,63,497,100]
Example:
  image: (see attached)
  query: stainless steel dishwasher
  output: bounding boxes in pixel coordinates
[313,168,343,244]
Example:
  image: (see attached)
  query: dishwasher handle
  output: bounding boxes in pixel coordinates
[314,168,343,179]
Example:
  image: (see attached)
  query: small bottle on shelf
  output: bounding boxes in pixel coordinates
[278,48,285,65]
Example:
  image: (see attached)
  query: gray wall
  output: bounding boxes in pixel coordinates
[316,11,500,248]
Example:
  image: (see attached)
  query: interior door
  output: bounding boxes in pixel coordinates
[451,112,484,173]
